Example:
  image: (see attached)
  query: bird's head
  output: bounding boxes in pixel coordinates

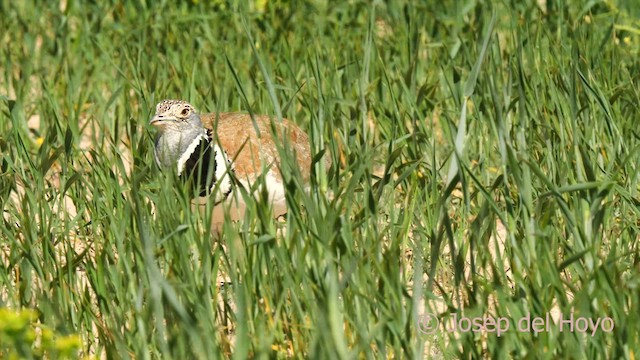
[150,99,203,133]
[150,99,209,172]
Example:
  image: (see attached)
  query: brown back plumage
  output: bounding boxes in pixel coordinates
[201,112,322,182]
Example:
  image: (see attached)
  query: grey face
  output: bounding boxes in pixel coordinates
[150,99,202,132]
[150,100,207,172]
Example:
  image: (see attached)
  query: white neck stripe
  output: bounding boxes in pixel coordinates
[210,144,234,204]
[176,132,208,175]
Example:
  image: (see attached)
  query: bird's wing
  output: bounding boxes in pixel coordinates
[200,112,313,181]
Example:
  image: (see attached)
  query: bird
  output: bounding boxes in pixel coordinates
[149,99,327,228]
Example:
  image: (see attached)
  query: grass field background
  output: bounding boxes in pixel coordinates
[1,0,640,358]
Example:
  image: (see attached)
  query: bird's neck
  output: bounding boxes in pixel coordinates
[154,127,208,172]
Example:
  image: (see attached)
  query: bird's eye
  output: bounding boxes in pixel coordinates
[181,108,190,116]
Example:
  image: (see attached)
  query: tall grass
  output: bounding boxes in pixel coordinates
[1,0,639,358]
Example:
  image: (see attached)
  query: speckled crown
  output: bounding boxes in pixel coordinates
[155,99,197,114]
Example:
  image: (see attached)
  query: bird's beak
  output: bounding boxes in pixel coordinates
[149,113,175,127]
